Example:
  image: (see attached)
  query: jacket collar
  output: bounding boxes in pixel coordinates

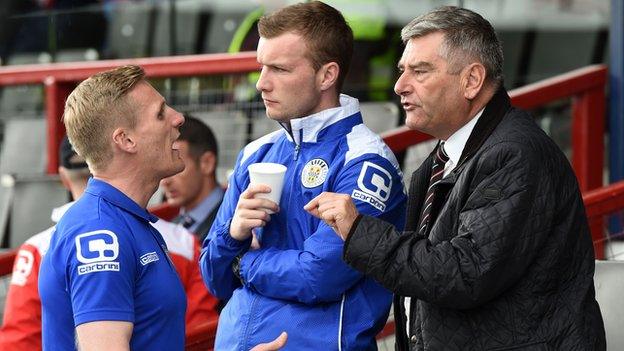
[281,94,363,145]
[458,86,511,166]
[85,178,159,223]
[433,86,510,186]
[444,107,484,172]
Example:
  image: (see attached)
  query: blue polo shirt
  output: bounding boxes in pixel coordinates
[39,178,186,350]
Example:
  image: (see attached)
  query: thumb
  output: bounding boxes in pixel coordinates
[250,332,288,351]
[271,332,288,348]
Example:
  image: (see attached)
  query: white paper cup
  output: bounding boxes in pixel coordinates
[248,163,287,214]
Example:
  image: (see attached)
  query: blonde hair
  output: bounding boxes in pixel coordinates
[63,65,145,171]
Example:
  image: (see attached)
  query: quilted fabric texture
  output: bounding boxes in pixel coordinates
[343,88,606,350]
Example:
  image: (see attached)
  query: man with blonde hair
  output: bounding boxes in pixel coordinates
[39,65,188,351]
[0,137,219,350]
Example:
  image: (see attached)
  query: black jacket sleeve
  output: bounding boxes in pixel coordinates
[343,141,555,310]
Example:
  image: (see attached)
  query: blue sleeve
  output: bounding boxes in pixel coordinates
[62,225,137,326]
[239,154,406,304]
[200,160,252,300]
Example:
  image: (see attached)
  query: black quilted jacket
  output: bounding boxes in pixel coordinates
[343,88,606,350]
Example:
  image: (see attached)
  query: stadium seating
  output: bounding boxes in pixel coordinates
[106,2,154,59]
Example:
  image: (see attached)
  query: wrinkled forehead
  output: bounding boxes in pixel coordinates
[398,33,447,67]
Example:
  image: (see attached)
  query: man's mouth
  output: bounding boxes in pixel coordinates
[402,101,417,111]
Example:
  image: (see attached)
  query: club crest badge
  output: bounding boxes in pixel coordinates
[301,158,329,188]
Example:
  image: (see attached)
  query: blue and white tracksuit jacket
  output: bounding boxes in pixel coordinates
[200,95,407,350]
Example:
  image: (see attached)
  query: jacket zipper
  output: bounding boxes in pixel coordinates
[280,122,301,160]
[294,143,300,160]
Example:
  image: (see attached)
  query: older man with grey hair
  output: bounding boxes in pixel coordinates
[306,6,606,350]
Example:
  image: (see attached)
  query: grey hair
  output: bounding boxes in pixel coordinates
[401,6,503,86]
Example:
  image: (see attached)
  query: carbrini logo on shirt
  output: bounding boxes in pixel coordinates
[140,252,159,266]
[74,230,120,275]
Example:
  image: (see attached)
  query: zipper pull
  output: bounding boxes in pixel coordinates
[294,144,300,160]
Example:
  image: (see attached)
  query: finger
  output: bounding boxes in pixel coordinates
[250,233,261,250]
[320,207,337,224]
[305,193,340,215]
[238,198,279,213]
[240,218,269,230]
[315,206,338,230]
[305,191,341,210]
[319,208,347,238]
[241,184,272,199]
[249,331,288,351]
[305,198,329,217]
[305,204,321,218]
[315,201,338,216]
[304,192,326,211]
[267,332,288,348]
[235,208,271,224]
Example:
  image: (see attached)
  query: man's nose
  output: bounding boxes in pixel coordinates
[394,71,411,96]
[256,67,271,92]
[173,110,185,127]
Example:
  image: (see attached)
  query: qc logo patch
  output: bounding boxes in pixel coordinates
[301,158,329,188]
[75,230,120,275]
[352,161,392,212]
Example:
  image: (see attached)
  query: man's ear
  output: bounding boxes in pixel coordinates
[199,151,216,176]
[462,62,486,100]
[317,62,339,92]
[112,128,137,153]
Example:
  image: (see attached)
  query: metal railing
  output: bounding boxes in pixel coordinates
[0,52,260,174]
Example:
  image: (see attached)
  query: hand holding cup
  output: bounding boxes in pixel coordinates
[229,163,287,242]
[248,163,287,214]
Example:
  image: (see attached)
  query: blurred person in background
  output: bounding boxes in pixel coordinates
[0,136,90,350]
[0,134,218,349]
[39,65,187,350]
[200,1,406,349]
[307,6,606,351]
[161,115,224,242]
